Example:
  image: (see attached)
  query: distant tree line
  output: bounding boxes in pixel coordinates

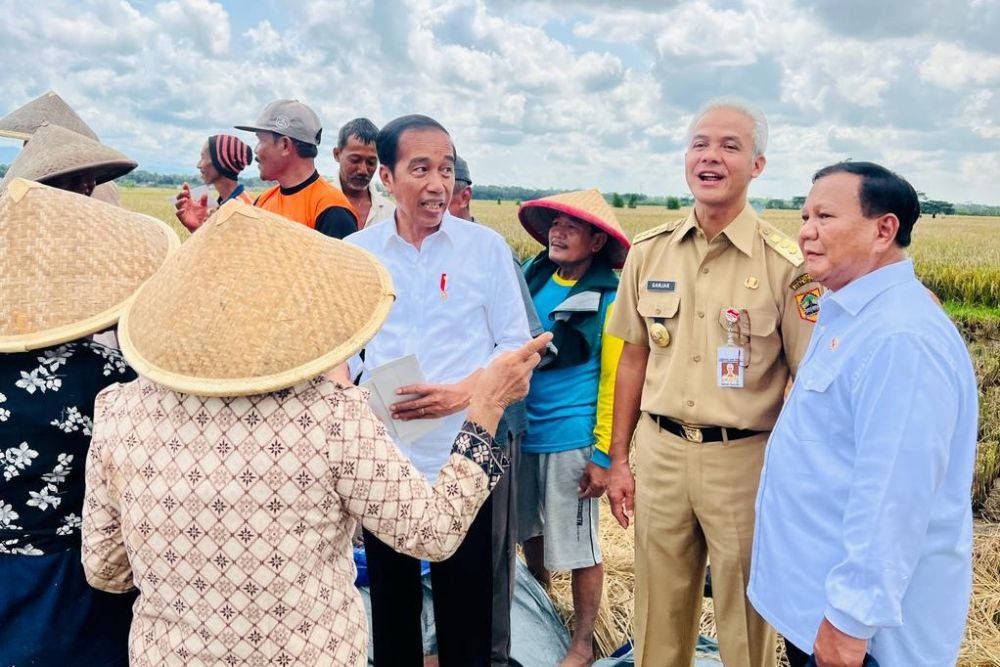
[115,170,271,189]
[2,164,998,216]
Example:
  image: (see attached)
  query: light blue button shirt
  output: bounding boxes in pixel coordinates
[748,259,978,666]
[346,213,531,479]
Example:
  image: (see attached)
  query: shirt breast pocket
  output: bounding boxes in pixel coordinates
[788,363,837,442]
[637,293,680,353]
[745,308,779,367]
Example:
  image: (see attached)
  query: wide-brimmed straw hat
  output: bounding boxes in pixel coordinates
[0,91,99,141]
[518,188,631,268]
[118,201,396,397]
[0,179,179,352]
[0,124,137,191]
[91,181,121,206]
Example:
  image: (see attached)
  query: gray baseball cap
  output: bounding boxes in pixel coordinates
[454,155,471,184]
[235,99,323,146]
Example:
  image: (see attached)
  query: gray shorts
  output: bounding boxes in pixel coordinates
[516,446,602,571]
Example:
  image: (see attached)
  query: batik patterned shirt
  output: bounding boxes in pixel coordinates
[82,376,506,666]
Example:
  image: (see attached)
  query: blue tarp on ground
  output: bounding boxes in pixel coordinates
[356,552,722,666]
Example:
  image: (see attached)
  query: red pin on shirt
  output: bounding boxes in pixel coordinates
[440,273,448,300]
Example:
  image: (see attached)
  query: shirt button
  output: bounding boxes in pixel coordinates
[697,311,705,319]
[701,267,710,274]
[693,355,702,362]
[686,400,695,407]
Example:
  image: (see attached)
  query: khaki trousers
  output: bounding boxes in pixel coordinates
[633,413,775,667]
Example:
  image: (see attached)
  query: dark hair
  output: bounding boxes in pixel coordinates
[376,114,453,171]
[271,132,318,159]
[338,117,379,149]
[812,161,920,247]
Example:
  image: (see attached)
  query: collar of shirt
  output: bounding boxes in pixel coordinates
[824,258,916,317]
[380,211,457,252]
[671,202,757,256]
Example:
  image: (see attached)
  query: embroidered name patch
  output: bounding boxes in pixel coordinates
[789,272,813,291]
[647,280,676,292]
[795,288,821,323]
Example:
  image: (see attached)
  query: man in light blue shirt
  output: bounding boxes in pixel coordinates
[748,161,978,667]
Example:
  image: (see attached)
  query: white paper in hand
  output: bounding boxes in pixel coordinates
[360,355,442,444]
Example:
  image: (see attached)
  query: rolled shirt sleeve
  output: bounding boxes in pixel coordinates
[823,333,959,638]
[81,387,135,593]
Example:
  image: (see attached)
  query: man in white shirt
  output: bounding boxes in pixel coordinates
[333,117,394,228]
[346,114,531,667]
[748,161,978,667]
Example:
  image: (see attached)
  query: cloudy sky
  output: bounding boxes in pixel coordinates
[1,0,998,203]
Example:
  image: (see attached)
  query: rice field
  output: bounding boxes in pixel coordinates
[122,186,1000,665]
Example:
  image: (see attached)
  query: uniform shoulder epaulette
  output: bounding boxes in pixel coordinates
[632,217,684,244]
[758,222,803,267]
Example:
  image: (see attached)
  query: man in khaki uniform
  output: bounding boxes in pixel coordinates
[605,98,819,667]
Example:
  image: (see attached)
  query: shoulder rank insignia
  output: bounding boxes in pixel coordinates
[758,224,803,267]
[633,217,684,244]
[788,272,813,291]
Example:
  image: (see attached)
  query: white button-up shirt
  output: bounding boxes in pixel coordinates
[333,178,395,228]
[346,212,531,479]
[748,259,978,666]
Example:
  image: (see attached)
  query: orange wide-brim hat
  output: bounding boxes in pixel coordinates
[517,188,630,268]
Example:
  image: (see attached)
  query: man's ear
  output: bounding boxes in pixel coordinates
[875,213,900,250]
[379,164,394,195]
[591,231,608,255]
[333,146,342,162]
[750,153,766,179]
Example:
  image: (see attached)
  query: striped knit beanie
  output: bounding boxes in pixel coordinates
[208,134,252,181]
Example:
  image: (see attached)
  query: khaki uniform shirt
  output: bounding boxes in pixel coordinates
[607,204,819,431]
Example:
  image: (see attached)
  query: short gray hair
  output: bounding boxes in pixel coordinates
[687,97,768,158]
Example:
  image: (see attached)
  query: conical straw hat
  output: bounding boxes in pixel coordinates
[91,181,121,206]
[518,188,631,268]
[0,91,98,141]
[118,201,396,397]
[0,124,137,191]
[0,179,179,352]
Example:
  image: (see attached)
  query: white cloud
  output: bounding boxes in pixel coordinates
[0,0,997,204]
[919,42,1000,89]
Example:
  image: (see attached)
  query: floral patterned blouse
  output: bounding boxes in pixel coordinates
[82,375,506,666]
[0,341,136,666]
[1,341,132,554]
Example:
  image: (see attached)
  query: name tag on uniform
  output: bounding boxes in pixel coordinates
[647,280,676,292]
[717,345,744,388]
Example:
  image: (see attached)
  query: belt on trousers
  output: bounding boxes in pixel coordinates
[650,413,764,443]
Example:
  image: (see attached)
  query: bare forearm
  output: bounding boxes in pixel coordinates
[609,342,648,464]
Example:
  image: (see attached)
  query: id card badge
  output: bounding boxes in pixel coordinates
[717,345,744,388]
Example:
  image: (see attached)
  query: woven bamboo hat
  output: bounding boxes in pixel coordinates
[518,188,631,268]
[91,181,121,206]
[0,91,98,141]
[118,201,396,397]
[0,124,137,191]
[0,179,179,352]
